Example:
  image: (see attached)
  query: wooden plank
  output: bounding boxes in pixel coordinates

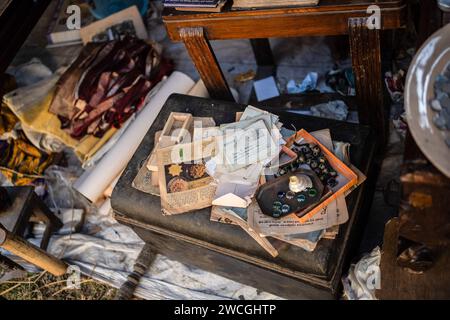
[179,27,234,101]
[163,2,406,41]
[377,218,450,299]
[131,226,334,300]
[250,38,275,67]
[0,225,67,277]
[349,17,385,147]
[398,169,450,247]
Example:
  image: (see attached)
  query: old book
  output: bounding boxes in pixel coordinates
[175,0,227,12]
[157,138,217,215]
[80,6,148,44]
[232,0,319,9]
[133,153,161,196]
[164,0,221,8]
[148,117,216,172]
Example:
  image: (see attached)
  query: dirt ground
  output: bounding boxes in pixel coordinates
[0,268,117,300]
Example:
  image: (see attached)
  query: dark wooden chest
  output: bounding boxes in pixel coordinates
[111,94,377,299]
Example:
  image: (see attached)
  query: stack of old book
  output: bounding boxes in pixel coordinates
[133,105,365,258]
[164,0,228,12]
[232,0,319,9]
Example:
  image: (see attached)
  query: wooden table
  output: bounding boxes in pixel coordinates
[162,0,406,145]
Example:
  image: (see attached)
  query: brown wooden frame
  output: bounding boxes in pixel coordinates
[162,0,406,145]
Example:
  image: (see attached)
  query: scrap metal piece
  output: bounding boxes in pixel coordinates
[115,244,156,300]
[234,70,256,83]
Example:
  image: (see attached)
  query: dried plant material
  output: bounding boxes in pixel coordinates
[234,70,256,83]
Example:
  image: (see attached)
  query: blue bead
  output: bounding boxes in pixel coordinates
[281,204,291,214]
[297,194,306,202]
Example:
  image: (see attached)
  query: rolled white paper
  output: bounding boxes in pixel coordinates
[74,71,195,202]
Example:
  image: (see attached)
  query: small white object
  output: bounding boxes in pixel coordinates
[288,175,313,193]
[253,76,280,101]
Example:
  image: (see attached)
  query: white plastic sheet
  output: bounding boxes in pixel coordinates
[27,199,282,300]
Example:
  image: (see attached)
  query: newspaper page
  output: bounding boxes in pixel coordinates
[211,206,326,253]
[132,153,160,196]
[247,197,348,236]
[157,138,216,215]
[210,206,278,257]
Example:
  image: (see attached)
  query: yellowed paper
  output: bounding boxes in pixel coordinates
[157,138,217,215]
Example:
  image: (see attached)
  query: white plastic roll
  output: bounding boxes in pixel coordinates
[74,71,195,202]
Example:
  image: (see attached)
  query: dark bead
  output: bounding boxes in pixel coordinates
[327,177,338,188]
[286,191,295,199]
[281,204,291,214]
[277,191,286,199]
[272,209,282,218]
[297,194,306,203]
[300,145,310,154]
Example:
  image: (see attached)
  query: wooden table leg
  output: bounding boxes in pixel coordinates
[250,39,276,78]
[348,18,386,147]
[179,27,234,101]
[0,224,67,277]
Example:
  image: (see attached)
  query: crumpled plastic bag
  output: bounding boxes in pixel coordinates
[287,72,318,94]
[342,246,381,300]
[310,100,349,121]
[6,58,53,87]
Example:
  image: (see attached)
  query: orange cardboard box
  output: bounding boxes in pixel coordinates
[285,129,358,223]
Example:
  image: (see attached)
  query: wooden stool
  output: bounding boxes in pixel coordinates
[0,186,63,250]
[0,186,67,277]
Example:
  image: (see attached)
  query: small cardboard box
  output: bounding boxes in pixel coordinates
[285,129,358,223]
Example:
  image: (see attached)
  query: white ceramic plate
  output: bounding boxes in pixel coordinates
[405,23,450,177]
